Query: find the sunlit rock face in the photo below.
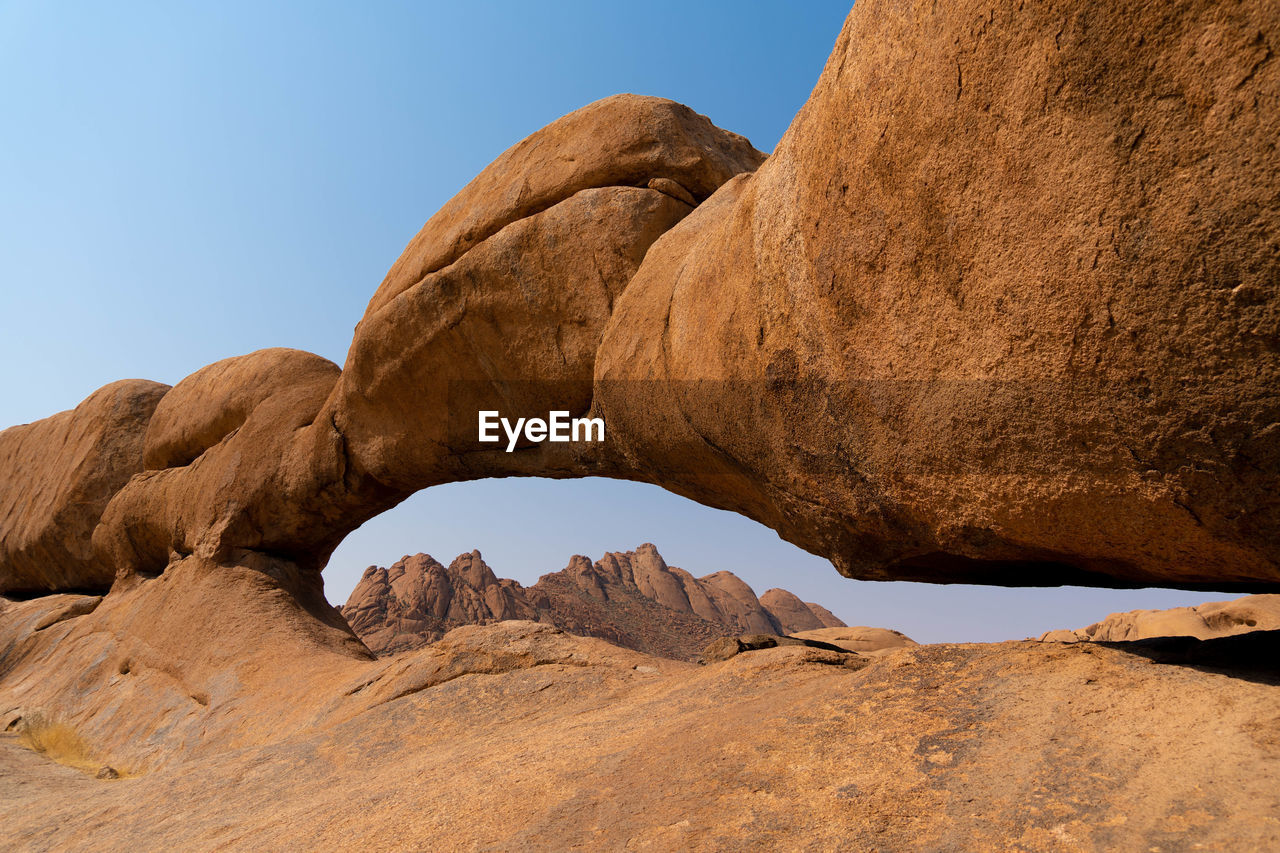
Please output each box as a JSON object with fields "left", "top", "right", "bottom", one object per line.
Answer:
{"left": 595, "top": 0, "right": 1280, "bottom": 590}
{"left": 1040, "top": 594, "right": 1280, "bottom": 643}
{"left": 340, "top": 544, "right": 847, "bottom": 661}
{"left": 0, "top": 379, "right": 169, "bottom": 594}
{"left": 0, "top": 8, "right": 1279, "bottom": 844}
{"left": 4, "top": 2, "right": 1280, "bottom": 604}
{"left": 73, "top": 95, "right": 766, "bottom": 594}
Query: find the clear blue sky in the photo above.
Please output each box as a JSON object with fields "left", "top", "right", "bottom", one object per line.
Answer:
{"left": 1, "top": 1, "right": 1235, "bottom": 642}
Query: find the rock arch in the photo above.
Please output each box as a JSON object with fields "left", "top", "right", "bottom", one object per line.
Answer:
{"left": 4, "top": 0, "right": 1280, "bottom": 607}
{"left": 2, "top": 0, "right": 1279, "bottom": 775}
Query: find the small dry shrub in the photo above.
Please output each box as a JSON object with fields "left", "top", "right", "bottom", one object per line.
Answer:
{"left": 16, "top": 711, "right": 128, "bottom": 777}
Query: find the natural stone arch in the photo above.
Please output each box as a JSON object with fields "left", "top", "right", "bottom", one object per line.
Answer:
{"left": 2, "top": 0, "right": 1279, "bottom": 781}
{"left": 83, "top": 95, "right": 769, "bottom": 593}
{"left": 4, "top": 0, "right": 1280, "bottom": 603}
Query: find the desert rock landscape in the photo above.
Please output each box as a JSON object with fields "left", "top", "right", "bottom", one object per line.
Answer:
{"left": 1039, "top": 593, "right": 1280, "bottom": 643}
{"left": 341, "top": 543, "right": 847, "bottom": 659}
{"left": 2, "top": 613, "right": 1277, "bottom": 850}
{"left": 2, "top": 0, "right": 1279, "bottom": 849}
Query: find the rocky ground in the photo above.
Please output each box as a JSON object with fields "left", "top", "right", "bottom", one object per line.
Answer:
{"left": 1, "top": 618, "right": 1276, "bottom": 851}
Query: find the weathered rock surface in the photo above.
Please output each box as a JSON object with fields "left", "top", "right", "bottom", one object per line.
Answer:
{"left": 0, "top": 380, "right": 169, "bottom": 594}
{"left": 11, "top": 3, "right": 1280, "bottom": 598}
{"left": 596, "top": 0, "right": 1280, "bottom": 590}
{"left": 698, "top": 632, "right": 864, "bottom": 663}
{"left": 340, "top": 543, "right": 848, "bottom": 660}
{"left": 1, "top": 2, "right": 1278, "bottom": 847}
{"left": 791, "top": 625, "right": 919, "bottom": 656}
{"left": 141, "top": 348, "right": 339, "bottom": 471}
{"left": 759, "top": 587, "right": 846, "bottom": 632}
{"left": 72, "top": 96, "right": 765, "bottom": 592}
{"left": 1040, "top": 593, "right": 1280, "bottom": 643}
{"left": 91, "top": 348, "right": 362, "bottom": 580}
{"left": 527, "top": 565, "right": 731, "bottom": 662}
{"left": 362, "top": 94, "right": 766, "bottom": 321}
{"left": 334, "top": 184, "right": 694, "bottom": 491}
{"left": 0, "top": 554, "right": 372, "bottom": 775}
{"left": 2, "top": 606, "right": 1277, "bottom": 851}
{"left": 341, "top": 552, "right": 539, "bottom": 654}
{"left": 561, "top": 544, "right": 846, "bottom": 635}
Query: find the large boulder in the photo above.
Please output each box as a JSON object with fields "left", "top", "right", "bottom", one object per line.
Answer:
{"left": 333, "top": 185, "right": 693, "bottom": 490}
{"left": 141, "top": 347, "right": 339, "bottom": 470}
{"left": 362, "top": 94, "right": 766, "bottom": 321}
{"left": 596, "top": 0, "right": 1280, "bottom": 589}
{"left": 88, "top": 97, "right": 765, "bottom": 583}
{"left": 91, "top": 348, "right": 369, "bottom": 578}
{"left": 698, "top": 570, "right": 784, "bottom": 634}
{"left": 15, "top": 4, "right": 1280, "bottom": 599}
{"left": 791, "top": 626, "right": 918, "bottom": 655}
{"left": 0, "top": 380, "right": 169, "bottom": 594}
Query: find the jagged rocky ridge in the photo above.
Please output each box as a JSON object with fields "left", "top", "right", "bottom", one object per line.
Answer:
{"left": 340, "top": 543, "right": 846, "bottom": 659}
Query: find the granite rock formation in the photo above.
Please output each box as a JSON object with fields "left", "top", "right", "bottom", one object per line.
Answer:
{"left": 790, "top": 625, "right": 919, "bottom": 656}
{"left": 698, "top": 632, "right": 865, "bottom": 663}
{"left": 341, "top": 552, "right": 539, "bottom": 655}
{"left": 0, "top": 380, "right": 169, "bottom": 594}
{"left": 5, "top": 2, "right": 1280, "bottom": 598}
{"left": 559, "top": 544, "right": 845, "bottom": 635}
{"left": 759, "top": 588, "right": 844, "bottom": 633}
{"left": 594, "top": 0, "right": 1280, "bottom": 590}
{"left": 2, "top": 612, "right": 1277, "bottom": 850}
{"left": 1039, "top": 593, "right": 1280, "bottom": 643}
{"left": 1, "top": 2, "right": 1280, "bottom": 844}
{"left": 70, "top": 95, "right": 767, "bottom": 596}
{"left": 340, "top": 543, "right": 848, "bottom": 660}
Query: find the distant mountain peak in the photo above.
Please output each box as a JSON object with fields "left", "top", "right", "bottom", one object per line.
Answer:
{"left": 341, "top": 544, "right": 845, "bottom": 660}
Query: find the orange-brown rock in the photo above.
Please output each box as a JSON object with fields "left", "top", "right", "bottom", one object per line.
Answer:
{"left": 596, "top": 0, "right": 1280, "bottom": 590}
{"left": 341, "top": 543, "right": 848, "bottom": 660}
{"left": 90, "top": 348, "right": 374, "bottom": 579}
{"left": 4, "top": 2, "right": 1280, "bottom": 847}
{"left": 523, "top": 564, "right": 730, "bottom": 662}
{"left": 341, "top": 552, "right": 539, "bottom": 654}
{"left": 5, "top": 0, "right": 1279, "bottom": 613}
{"left": 17, "top": 3, "right": 1280, "bottom": 599}
{"left": 0, "top": 553, "right": 371, "bottom": 775}
{"left": 759, "top": 588, "right": 848, "bottom": 632}
{"left": 1040, "top": 593, "right": 1280, "bottom": 643}
{"left": 536, "top": 544, "right": 849, "bottom": 657}
{"left": 697, "top": 570, "right": 780, "bottom": 633}
{"left": 791, "top": 625, "right": 919, "bottom": 656}
{"left": 74, "top": 96, "right": 764, "bottom": 591}
{"left": 567, "top": 544, "right": 797, "bottom": 634}
{"left": 141, "top": 348, "right": 339, "bottom": 471}
{"left": 2, "top": 599, "right": 1277, "bottom": 850}
{"left": 0, "top": 380, "right": 169, "bottom": 594}
{"left": 698, "top": 632, "right": 865, "bottom": 663}
{"left": 362, "top": 94, "right": 766, "bottom": 321}
{"left": 332, "top": 185, "right": 693, "bottom": 491}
